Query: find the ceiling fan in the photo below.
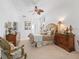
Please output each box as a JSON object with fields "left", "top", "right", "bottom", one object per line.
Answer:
{"left": 29, "top": 0, "right": 44, "bottom": 15}
{"left": 33, "top": 6, "right": 44, "bottom": 15}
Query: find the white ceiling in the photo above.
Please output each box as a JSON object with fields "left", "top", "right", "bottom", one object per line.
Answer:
{"left": 9, "top": 0, "right": 75, "bottom": 21}
{"left": 11, "top": 0, "right": 74, "bottom": 13}
{"left": 0, "top": 0, "right": 78, "bottom": 23}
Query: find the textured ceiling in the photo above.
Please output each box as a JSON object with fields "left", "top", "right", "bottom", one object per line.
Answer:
{"left": 10, "top": 0, "right": 74, "bottom": 15}
{"left": 0, "top": 0, "right": 77, "bottom": 22}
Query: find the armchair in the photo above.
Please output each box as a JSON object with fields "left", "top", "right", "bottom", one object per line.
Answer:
{"left": 28, "top": 33, "right": 37, "bottom": 47}
{"left": 0, "top": 37, "right": 27, "bottom": 59}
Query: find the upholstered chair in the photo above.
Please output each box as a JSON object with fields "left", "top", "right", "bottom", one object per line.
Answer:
{"left": 0, "top": 37, "right": 27, "bottom": 59}
{"left": 28, "top": 33, "right": 37, "bottom": 47}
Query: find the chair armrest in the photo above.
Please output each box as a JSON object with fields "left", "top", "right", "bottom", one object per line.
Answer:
{"left": 11, "top": 45, "right": 24, "bottom": 52}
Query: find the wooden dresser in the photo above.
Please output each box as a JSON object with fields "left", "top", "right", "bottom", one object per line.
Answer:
{"left": 6, "top": 34, "right": 16, "bottom": 46}
{"left": 54, "top": 33, "right": 75, "bottom": 52}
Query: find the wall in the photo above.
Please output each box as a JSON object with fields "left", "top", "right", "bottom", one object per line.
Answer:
{"left": 0, "top": 0, "right": 20, "bottom": 37}
{"left": 73, "top": 0, "right": 79, "bottom": 52}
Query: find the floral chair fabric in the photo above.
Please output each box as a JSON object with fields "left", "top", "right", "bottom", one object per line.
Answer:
{"left": 0, "top": 37, "right": 27, "bottom": 59}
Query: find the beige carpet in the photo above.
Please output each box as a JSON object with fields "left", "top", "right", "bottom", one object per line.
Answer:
{"left": 17, "top": 40, "right": 79, "bottom": 59}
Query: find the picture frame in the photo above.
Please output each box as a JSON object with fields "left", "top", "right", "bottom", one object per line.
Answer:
{"left": 5, "top": 22, "right": 17, "bottom": 35}
{"left": 24, "top": 21, "right": 31, "bottom": 30}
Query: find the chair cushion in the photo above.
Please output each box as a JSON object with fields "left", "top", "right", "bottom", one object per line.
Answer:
{"left": 0, "top": 39, "right": 10, "bottom": 50}
{"left": 28, "top": 33, "right": 34, "bottom": 39}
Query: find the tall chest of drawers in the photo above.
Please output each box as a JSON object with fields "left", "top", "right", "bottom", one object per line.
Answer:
{"left": 6, "top": 34, "right": 16, "bottom": 46}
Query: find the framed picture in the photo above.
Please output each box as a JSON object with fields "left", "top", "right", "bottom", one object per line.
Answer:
{"left": 24, "top": 21, "right": 31, "bottom": 30}
{"left": 5, "top": 22, "right": 17, "bottom": 35}
{"left": 13, "top": 22, "right": 17, "bottom": 30}
{"left": 5, "top": 22, "right": 11, "bottom": 28}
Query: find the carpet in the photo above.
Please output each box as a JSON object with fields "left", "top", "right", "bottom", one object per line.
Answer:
{"left": 19, "top": 39, "right": 79, "bottom": 59}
